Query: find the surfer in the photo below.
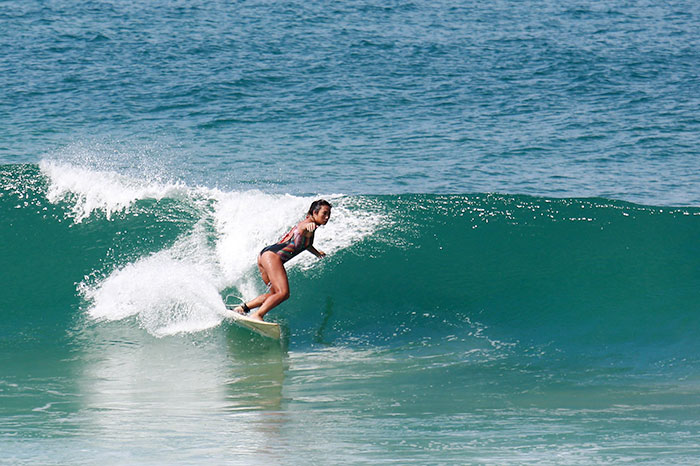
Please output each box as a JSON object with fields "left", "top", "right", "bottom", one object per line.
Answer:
{"left": 233, "top": 199, "right": 332, "bottom": 321}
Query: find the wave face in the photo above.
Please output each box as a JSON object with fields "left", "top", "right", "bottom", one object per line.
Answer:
{"left": 3, "top": 161, "right": 700, "bottom": 464}
{"left": 4, "top": 0, "right": 700, "bottom": 461}
{"left": 3, "top": 163, "right": 699, "bottom": 368}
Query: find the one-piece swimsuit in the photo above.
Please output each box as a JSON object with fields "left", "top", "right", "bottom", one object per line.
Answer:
{"left": 260, "top": 224, "right": 313, "bottom": 264}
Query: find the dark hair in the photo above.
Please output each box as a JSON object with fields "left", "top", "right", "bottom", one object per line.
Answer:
{"left": 307, "top": 199, "right": 332, "bottom": 216}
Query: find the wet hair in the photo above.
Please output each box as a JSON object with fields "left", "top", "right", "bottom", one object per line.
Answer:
{"left": 307, "top": 199, "right": 332, "bottom": 216}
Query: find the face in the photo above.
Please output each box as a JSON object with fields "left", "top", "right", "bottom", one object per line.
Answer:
{"left": 313, "top": 206, "right": 331, "bottom": 225}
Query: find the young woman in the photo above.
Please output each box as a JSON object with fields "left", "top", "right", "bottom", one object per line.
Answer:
{"left": 233, "top": 199, "right": 332, "bottom": 321}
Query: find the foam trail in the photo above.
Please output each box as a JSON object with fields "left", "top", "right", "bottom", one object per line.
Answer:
{"left": 50, "top": 158, "right": 388, "bottom": 336}
{"left": 81, "top": 221, "right": 226, "bottom": 336}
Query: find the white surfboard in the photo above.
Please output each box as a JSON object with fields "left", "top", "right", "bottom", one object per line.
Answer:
{"left": 223, "top": 309, "right": 281, "bottom": 340}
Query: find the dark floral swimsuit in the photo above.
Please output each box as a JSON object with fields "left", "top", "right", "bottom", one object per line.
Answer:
{"left": 260, "top": 224, "right": 313, "bottom": 264}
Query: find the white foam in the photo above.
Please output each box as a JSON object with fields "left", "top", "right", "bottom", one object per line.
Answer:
{"left": 54, "top": 160, "right": 387, "bottom": 336}
{"left": 40, "top": 160, "right": 187, "bottom": 222}
{"left": 212, "top": 192, "right": 387, "bottom": 279}
{"left": 212, "top": 190, "right": 309, "bottom": 283}
{"left": 81, "top": 222, "right": 226, "bottom": 336}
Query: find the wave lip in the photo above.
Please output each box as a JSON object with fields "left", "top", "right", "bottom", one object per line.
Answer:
{"left": 39, "top": 160, "right": 189, "bottom": 222}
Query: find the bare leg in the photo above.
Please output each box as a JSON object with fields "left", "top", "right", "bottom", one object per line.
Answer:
{"left": 250, "top": 252, "right": 289, "bottom": 321}
{"left": 232, "top": 259, "right": 271, "bottom": 314}
{"left": 234, "top": 252, "right": 289, "bottom": 321}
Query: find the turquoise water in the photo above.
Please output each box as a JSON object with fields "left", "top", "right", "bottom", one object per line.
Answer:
{"left": 2, "top": 1, "right": 700, "bottom": 464}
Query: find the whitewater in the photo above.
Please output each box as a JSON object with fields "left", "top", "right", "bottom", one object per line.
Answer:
{"left": 3, "top": 161, "right": 700, "bottom": 464}
{"left": 3, "top": 0, "right": 700, "bottom": 464}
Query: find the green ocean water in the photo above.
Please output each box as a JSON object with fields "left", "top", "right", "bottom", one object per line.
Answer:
{"left": 2, "top": 164, "right": 700, "bottom": 464}
{"left": 3, "top": 0, "right": 700, "bottom": 463}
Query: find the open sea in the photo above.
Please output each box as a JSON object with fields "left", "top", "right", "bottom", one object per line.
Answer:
{"left": 2, "top": 1, "right": 700, "bottom": 464}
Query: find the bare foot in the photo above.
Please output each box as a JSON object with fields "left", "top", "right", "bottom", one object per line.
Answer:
{"left": 232, "top": 306, "right": 246, "bottom": 315}
{"left": 248, "top": 312, "right": 264, "bottom": 322}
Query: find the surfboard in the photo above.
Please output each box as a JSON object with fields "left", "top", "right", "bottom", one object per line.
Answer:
{"left": 223, "top": 309, "right": 281, "bottom": 340}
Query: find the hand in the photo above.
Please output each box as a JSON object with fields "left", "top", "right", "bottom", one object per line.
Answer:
{"left": 317, "top": 250, "right": 326, "bottom": 258}
{"left": 305, "top": 222, "right": 317, "bottom": 233}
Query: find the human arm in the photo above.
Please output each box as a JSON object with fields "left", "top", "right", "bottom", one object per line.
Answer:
{"left": 300, "top": 219, "right": 325, "bottom": 257}
{"left": 307, "top": 245, "right": 325, "bottom": 258}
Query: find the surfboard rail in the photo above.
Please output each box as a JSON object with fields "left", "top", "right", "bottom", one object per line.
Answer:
{"left": 223, "top": 309, "right": 281, "bottom": 340}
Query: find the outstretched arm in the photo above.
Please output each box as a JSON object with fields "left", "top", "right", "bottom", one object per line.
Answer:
{"left": 307, "top": 245, "right": 325, "bottom": 258}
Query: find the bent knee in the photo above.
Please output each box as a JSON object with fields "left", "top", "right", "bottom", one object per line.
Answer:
{"left": 275, "top": 289, "right": 290, "bottom": 301}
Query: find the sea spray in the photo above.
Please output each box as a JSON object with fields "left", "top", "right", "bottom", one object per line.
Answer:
{"left": 78, "top": 219, "right": 226, "bottom": 336}
{"left": 33, "top": 161, "right": 387, "bottom": 335}
{"left": 5, "top": 162, "right": 699, "bottom": 356}
{"left": 40, "top": 160, "right": 189, "bottom": 222}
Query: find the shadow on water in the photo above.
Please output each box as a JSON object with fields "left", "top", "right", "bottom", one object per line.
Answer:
{"left": 313, "top": 297, "right": 334, "bottom": 346}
